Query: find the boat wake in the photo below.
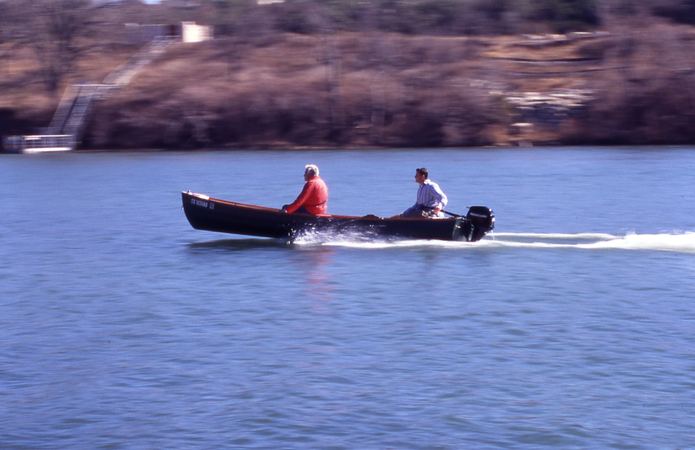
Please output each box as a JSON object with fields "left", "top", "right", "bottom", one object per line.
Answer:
{"left": 295, "top": 231, "right": 695, "bottom": 254}
{"left": 482, "top": 231, "right": 695, "bottom": 253}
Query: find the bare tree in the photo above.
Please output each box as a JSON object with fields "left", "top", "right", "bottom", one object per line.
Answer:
{"left": 0, "top": 0, "right": 28, "bottom": 79}
{"left": 0, "top": 2, "right": 11, "bottom": 78}
{"left": 362, "top": 0, "right": 390, "bottom": 145}
{"left": 9, "top": 0, "right": 90, "bottom": 94}
{"left": 307, "top": 1, "right": 343, "bottom": 142}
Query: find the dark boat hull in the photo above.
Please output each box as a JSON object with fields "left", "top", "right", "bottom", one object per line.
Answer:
{"left": 182, "top": 191, "right": 494, "bottom": 242}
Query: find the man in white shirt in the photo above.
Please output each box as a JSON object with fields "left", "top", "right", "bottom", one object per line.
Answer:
{"left": 401, "top": 167, "right": 448, "bottom": 218}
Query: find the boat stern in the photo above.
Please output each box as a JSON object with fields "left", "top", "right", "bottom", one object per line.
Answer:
{"left": 454, "top": 206, "right": 495, "bottom": 241}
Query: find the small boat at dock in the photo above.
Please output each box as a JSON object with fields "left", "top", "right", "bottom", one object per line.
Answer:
{"left": 182, "top": 191, "right": 494, "bottom": 242}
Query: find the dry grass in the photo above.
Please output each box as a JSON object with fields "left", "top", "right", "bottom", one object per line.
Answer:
{"left": 85, "top": 33, "right": 507, "bottom": 148}
{"left": 3, "top": 24, "right": 695, "bottom": 149}
{"left": 0, "top": 40, "right": 137, "bottom": 136}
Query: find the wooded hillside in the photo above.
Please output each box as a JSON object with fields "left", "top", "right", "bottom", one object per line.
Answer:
{"left": 2, "top": 0, "right": 695, "bottom": 149}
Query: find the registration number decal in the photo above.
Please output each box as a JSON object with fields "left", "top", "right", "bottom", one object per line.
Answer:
{"left": 191, "top": 198, "right": 215, "bottom": 209}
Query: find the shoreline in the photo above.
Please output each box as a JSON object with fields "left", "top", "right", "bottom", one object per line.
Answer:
{"left": 6, "top": 143, "right": 695, "bottom": 155}
{"left": 5, "top": 26, "right": 695, "bottom": 151}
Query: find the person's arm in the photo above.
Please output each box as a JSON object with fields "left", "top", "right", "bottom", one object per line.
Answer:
{"left": 423, "top": 183, "right": 447, "bottom": 215}
{"left": 434, "top": 183, "right": 448, "bottom": 209}
{"left": 422, "top": 184, "right": 445, "bottom": 209}
{"left": 285, "top": 182, "right": 313, "bottom": 214}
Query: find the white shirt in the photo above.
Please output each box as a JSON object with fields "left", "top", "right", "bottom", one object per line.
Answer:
{"left": 416, "top": 179, "right": 448, "bottom": 210}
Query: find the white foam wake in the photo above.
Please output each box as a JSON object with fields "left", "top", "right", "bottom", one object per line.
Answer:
{"left": 576, "top": 232, "right": 695, "bottom": 253}
{"left": 492, "top": 232, "right": 618, "bottom": 240}
{"left": 484, "top": 231, "right": 695, "bottom": 253}
{"left": 296, "top": 231, "right": 695, "bottom": 254}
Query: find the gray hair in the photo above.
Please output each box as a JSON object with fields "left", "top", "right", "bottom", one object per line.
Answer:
{"left": 304, "top": 164, "right": 319, "bottom": 176}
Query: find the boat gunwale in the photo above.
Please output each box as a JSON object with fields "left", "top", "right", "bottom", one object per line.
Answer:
{"left": 184, "top": 191, "right": 459, "bottom": 223}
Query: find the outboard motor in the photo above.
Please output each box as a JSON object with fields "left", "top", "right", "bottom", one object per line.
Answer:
{"left": 463, "top": 206, "right": 495, "bottom": 242}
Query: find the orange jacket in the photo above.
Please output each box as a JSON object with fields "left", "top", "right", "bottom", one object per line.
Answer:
{"left": 286, "top": 176, "right": 328, "bottom": 215}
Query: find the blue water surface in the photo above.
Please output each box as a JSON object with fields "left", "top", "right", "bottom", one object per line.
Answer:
{"left": 1, "top": 147, "right": 695, "bottom": 449}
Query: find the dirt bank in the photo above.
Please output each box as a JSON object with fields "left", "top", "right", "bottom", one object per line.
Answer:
{"left": 3, "top": 24, "right": 695, "bottom": 150}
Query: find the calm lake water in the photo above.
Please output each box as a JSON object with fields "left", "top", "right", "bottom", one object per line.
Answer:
{"left": 2, "top": 147, "right": 695, "bottom": 449}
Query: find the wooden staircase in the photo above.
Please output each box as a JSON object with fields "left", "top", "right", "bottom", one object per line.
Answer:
{"left": 4, "top": 37, "right": 174, "bottom": 154}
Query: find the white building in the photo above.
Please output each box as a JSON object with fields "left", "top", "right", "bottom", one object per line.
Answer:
{"left": 181, "top": 21, "right": 213, "bottom": 44}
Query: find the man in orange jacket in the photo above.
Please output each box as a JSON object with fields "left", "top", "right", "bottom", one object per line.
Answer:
{"left": 281, "top": 164, "right": 329, "bottom": 215}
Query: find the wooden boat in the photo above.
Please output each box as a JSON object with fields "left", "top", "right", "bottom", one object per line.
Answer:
{"left": 182, "top": 191, "right": 495, "bottom": 242}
